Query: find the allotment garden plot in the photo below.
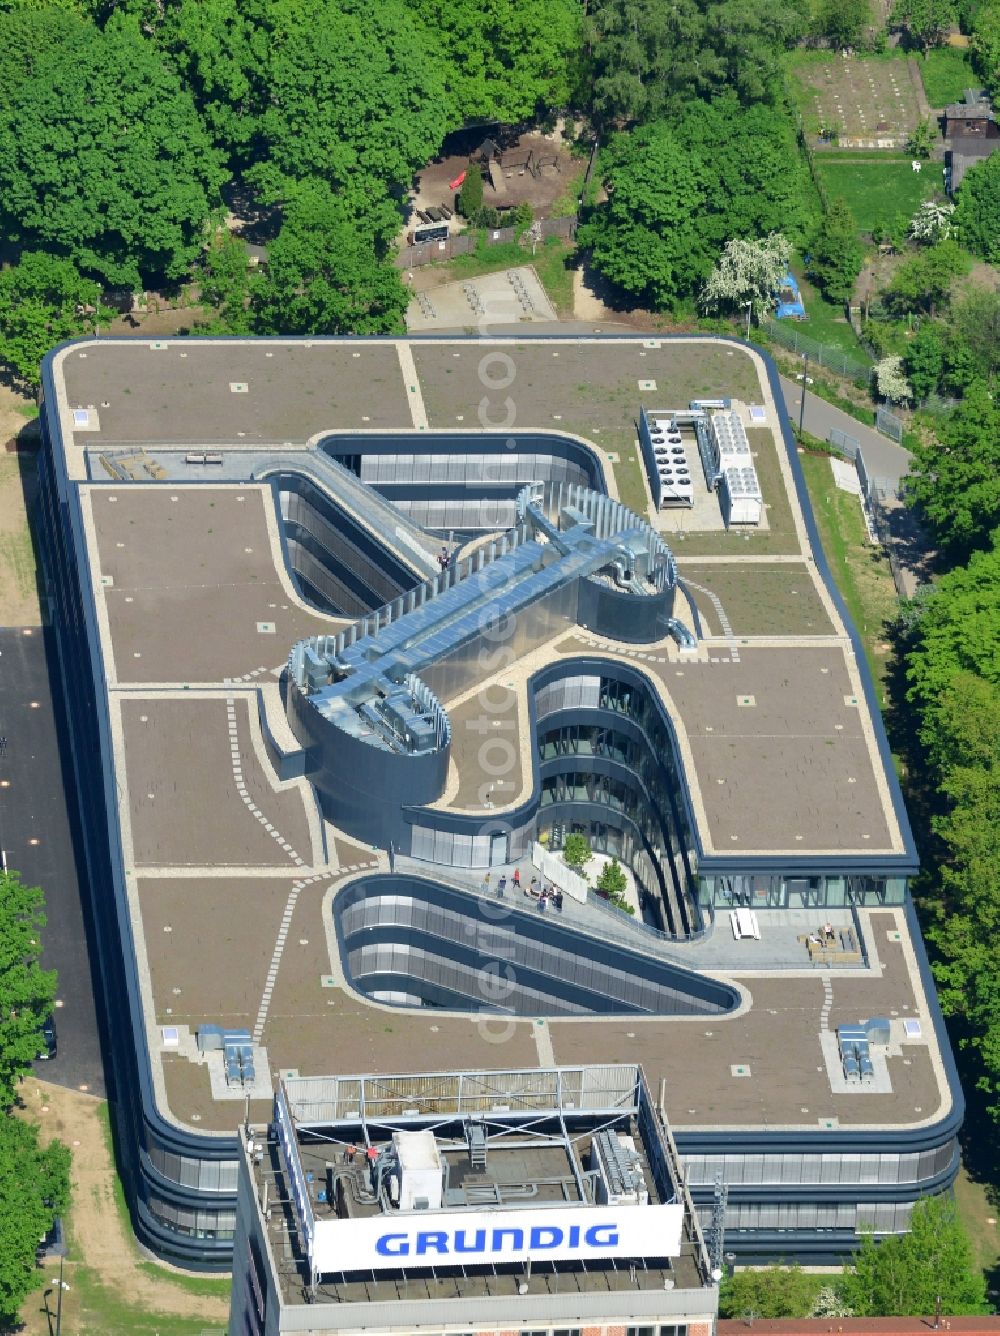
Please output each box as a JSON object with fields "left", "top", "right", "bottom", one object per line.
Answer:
{"left": 790, "top": 53, "right": 926, "bottom": 147}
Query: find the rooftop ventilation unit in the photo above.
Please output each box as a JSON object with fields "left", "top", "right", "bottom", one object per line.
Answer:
{"left": 590, "top": 1129, "right": 648, "bottom": 1206}
{"left": 392, "top": 1130, "right": 443, "bottom": 1211}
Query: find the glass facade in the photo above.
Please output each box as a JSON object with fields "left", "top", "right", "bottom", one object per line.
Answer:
{"left": 699, "top": 872, "right": 907, "bottom": 910}
{"left": 338, "top": 881, "right": 736, "bottom": 1017}
{"left": 359, "top": 450, "right": 591, "bottom": 490}
{"left": 148, "top": 1145, "right": 239, "bottom": 1193}
{"left": 683, "top": 1144, "right": 955, "bottom": 1187}
{"left": 717, "top": 1200, "right": 915, "bottom": 1235}
{"left": 146, "top": 1193, "right": 236, "bottom": 1240}
{"left": 535, "top": 676, "right": 700, "bottom": 936}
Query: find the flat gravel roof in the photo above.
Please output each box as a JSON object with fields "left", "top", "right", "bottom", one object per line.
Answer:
{"left": 46, "top": 336, "right": 938, "bottom": 1142}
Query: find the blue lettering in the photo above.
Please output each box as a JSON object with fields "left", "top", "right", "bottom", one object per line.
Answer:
{"left": 376, "top": 1233, "right": 409, "bottom": 1256}
{"left": 585, "top": 1225, "right": 619, "bottom": 1247}
{"left": 454, "top": 1229, "right": 487, "bottom": 1254}
{"left": 415, "top": 1231, "right": 449, "bottom": 1256}
{"left": 567, "top": 1224, "right": 581, "bottom": 1247}
{"left": 491, "top": 1228, "right": 525, "bottom": 1253}
{"left": 529, "top": 1226, "right": 563, "bottom": 1250}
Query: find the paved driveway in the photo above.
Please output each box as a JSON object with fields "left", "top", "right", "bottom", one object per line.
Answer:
{"left": 0, "top": 627, "right": 106, "bottom": 1095}
{"left": 778, "top": 374, "right": 911, "bottom": 486}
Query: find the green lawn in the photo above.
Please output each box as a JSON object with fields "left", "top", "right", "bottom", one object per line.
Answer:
{"left": 787, "top": 261, "right": 872, "bottom": 360}
{"left": 953, "top": 1164, "right": 1000, "bottom": 1293}
{"left": 812, "top": 156, "right": 936, "bottom": 233}
{"left": 919, "top": 47, "right": 976, "bottom": 108}
{"left": 798, "top": 446, "right": 898, "bottom": 693}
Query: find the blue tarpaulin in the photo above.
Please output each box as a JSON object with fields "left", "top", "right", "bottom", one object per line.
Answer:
{"left": 774, "top": 271, "right": 806, "bottom": 320}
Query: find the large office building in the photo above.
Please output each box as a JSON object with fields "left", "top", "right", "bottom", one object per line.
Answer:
{"left": 229, "top": 1064, "right": 720, "bottom": 1335}
{"left": 36, "top": 334, "right": 961, "bottom": 1278}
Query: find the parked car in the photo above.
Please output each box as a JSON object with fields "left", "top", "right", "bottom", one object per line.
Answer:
{"left": 37, "top": 1015, "right": 57, "bottom": 1061}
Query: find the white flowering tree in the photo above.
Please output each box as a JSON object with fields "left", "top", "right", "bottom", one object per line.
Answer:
{"left": 908, "top": 198, "right": 955, "bottom": 243}
{"left": 875, "top": 355, "right": 913, "bottom": 404}
{"left": 701, "top": 233, "right": 792, "bottom": 321}
{"left": 810, "top": 1285, "right": 854, "bottom": 1318}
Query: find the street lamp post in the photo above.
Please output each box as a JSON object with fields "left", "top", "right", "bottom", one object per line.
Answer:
{"left": 743, "top": 302, "right": 752, "bottom": 340}
{"left": 50, "top": 1253, "right": 69, "bottom": 1336}
{"left": 798, "top": 353, "right": 810, "bottom": 437}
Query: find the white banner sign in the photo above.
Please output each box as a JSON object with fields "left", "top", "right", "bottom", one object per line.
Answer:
{"left": 310, "top": 1202, "right": 683, "bottom": 1276}
{"left": 275, "top": 1088, "right": 315, "bottom": 1259}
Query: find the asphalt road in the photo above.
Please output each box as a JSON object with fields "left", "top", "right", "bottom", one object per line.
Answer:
{"left": 0, "top": 627, "right": 106, "bottom": 1096}
{"left": 778, "top": 374, "right": 912, "bottom": 486}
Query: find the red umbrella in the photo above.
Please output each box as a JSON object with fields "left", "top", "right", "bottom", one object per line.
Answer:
{"left": 449, "top": 169, "right": 467, "bottom": 191}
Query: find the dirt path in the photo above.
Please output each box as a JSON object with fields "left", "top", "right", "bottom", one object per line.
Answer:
{"left": 21, "top": 1079, "right": 231, "bottom": 1330}
{"left": 572, "top": 266, "right": 613, "bottom": 322}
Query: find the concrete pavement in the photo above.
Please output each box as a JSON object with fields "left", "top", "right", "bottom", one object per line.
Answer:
{"left": 778, "top": 374, "right": 911, "bottom": 486}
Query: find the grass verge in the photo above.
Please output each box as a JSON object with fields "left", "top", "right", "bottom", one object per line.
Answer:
{"left": 531, "top": 237, "right": 577, "bottom": 316}
{"left": 69, "top": 1267, "right": 227, "bottom": 1336}
{"left": 798, "top": 445, "right": 898, "bottom": 696}
{"left": 96, "top": 1105, "right": 232, "bottom": 1300}
{"left": 787, "top": 261, "right": 872, "bottom": 361}
{"left": 427, "top": 236, "right": 577, "bottom": 317}
{"left": 953, "top": 1164, "right": 1000, "bottom": 1292}
{"left": 611, "top": 451, "right": 648, "bottom": 514}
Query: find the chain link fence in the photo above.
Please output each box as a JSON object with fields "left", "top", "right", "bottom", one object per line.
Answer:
{"left": 828, "top": 426, "right": 861, "bottom": 458}
{"left": 761, "top": 319, "right": 874, "bottom": 386}
{"left": 875, "top": 405, "right": 904, "bottom": 442}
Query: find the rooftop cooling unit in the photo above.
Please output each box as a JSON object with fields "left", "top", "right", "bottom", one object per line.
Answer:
{"left": 392, "top": 1130, "right": 443, "bottom": 1211}
{"left": 590, "top": 1129, "right": 648, "bottom": 1206}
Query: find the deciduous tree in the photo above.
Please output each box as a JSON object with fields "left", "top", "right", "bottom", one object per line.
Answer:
{"left": 908, "top": 198, "right": 954, "bottom": 242}
{"left": 971, "top": 0, "right": 1000, "bottom": 101}
{"left": 578, "top": 122, "right": 710, "bottom": 309}
{"left": 249, "top": 0, "right": 451, "bottom": 208}
{"left": 954, "top": 152, "right": 1000, "bottom": 263}
{"left": 595, "top": 858, "right": 628, "bottom": 895}
{"left": 841, "top": 1195, "right": 989, "bottom": 1315}
{"left": 414, "top": 0, "right": 582, "bottom": 124}
{"left": 0, "top": 871, "right": 57, "bottom": 1109}
{"left": 720, "top": 1264, "right": 822, "bottom": 1319}
{"left": 158, "top": 0, "right": 266, "bottom": 168}
{"left": 458, "top": 167, "right": 484, "bottom": 220}
{"left": 672, "top": 96, "right": 814, "bottom": 247}
{"left": 198, "top": 230, "right": 254, "bottom": 335}
{"left": 886, "top": 237, "right": 969, "bottom": 315}
{"left": 906, "top": 380, "right": 1000, "bottom": 558}
{"left": 584, "top": 0, "right": 708, "bottom": 127}
{"left": 702, "top": 0, "right": 810, "bottom": 105}
{"left": 701, "top": 233, "right": 791, "bottom": 319}
{"left": 903, "top": 323, "right": 944, "bottom": 400}
{"left": 0, "top": 11, "right": 226, "bottom": 288}
{"left": 899, "top": 544, "right": 1000, "bottom": 1120}
{"left": 584, "top": 0, "right": 808, "bottom": 126}
{"left": 813, "top": 0, "right": 873, "bottom": 48}
{"left": 947, "top": 287, "right": 1000, "bottom": 383}
{"left": 891, "top": 0, "right": 958, "bottom": 51}
{"left": 0, "top": 253, "right": 110, "bottom": 388}
{"left": 562, "top": 833, "right": 592, "bottom": 871}
{"left": 0, "top": 1118, "right": 70, "bottom": 1328}
{"left": 875, "top": 355, "right": 913, "bottom": 403}
{"left": 252, "top": 183, "right": 408, "bottom": 337}
{"left": 807, "top": 199, "right": 864, "bottom": 304}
